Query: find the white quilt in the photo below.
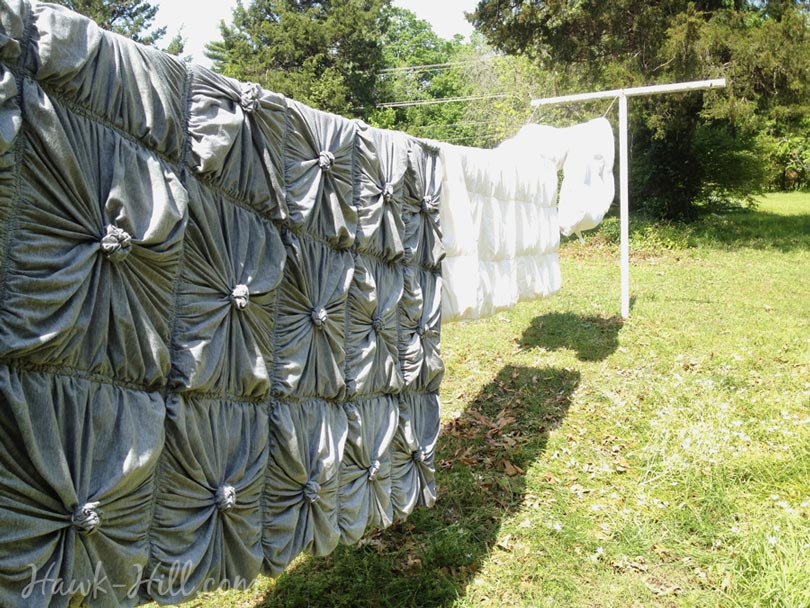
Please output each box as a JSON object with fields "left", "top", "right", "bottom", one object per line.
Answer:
{"left": 440, "top": 118, "right": 615, "bottom": 322}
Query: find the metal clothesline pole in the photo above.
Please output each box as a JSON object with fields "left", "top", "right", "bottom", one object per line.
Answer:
{"left": 618, "top": 93, "right": 630, "bottom": 319}
{"left": 530, "top": 78, "right": 726, "bottom": 319}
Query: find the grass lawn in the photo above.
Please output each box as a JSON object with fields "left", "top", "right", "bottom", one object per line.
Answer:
{"left": 188, "top": 192, "right": 810, "bottom": 608}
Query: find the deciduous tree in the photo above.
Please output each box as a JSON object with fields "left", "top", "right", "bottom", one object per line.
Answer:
{"left": 368, "top": 7, "right": 469, "bottom": 140}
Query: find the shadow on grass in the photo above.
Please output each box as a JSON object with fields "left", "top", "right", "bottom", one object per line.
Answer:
{"left": 260, "top": 366, "right": 579, "bottom": 607}
{"left": 519, "top": 313, "right": 624, "bottom": 362}
{"left": 690, "top": 210, "right": 810, "bottom": 252}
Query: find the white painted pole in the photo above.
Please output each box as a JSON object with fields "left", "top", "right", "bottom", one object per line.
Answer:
{"left": 618, "top": 93, "right": 630, "bottom": 319}
{"left": 530, "top": 78, "right": 726, "bottom": 106}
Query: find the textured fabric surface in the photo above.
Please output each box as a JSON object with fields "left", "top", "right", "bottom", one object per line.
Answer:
{"left": 439, "top": 119, "right": 615, "bottom": 322}
{"left": 0, "top": 2, "right": 442, "bottom": 605}
{"left": 439, "top": 134, "right": 562, "bottom": 322}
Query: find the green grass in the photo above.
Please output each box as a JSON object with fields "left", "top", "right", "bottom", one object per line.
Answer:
{"left": 187, "top": 192, "right": 810, "bottom": 608}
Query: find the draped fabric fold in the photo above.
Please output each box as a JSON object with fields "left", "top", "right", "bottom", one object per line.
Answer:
{"left": 169, "top": 179, "right": 286, "bottom": 399}
{"left": 338, "top": 396, "right": 399, "bottom": 544}
{"left": 0, "top": 58, "right": 19, "bottom": 253}
{"left": 272, "top": 234, "right": 354, "bottom": 401}
{"left": 0, "top": 81, "right": 187, "bottom": 389}
{"left": 556, "top": 118, "right": 616, "bottom": 237}
{"left": 262, "top": 399, "right": 348, "bottom": 576}
{"left": 186, "top": 67, "right": 288, "bottom": 222}
{"left": 284, "top": 100, "right": 357, "bottom": 249}
{"left": 391, "top": 392, "right": 441, "bottom": 518}
{"left": 355, "top": 125, "right": 408, "bottom": 262}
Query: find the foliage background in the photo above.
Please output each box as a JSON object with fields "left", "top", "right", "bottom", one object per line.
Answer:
{"left": 469, "top": 0, "right": 810, "bottom": 217}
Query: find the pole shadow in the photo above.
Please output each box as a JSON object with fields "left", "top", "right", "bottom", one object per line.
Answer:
{"left": 259, "top": 365, "right": 579, "bottom": 607}
{"left": 519, "top": 313, "right": 624, "bottom": 362}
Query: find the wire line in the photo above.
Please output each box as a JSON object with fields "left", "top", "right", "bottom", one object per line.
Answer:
{"left": 378, "top": 57, "right": 497, "bottom": 74}
{"left": 376, "top": 93, "right": 514, "bottom": 108}
{"left": 408, "top": 119, "right": 525, "bottom": 131}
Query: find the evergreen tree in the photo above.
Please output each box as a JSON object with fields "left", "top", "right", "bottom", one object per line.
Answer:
{"left": 162, "top": 29, "right": 188, "bottom": 60}
{"left": 51, "top": 0, "right": 167, "bottom": 46}
{"left": 207, "top": 0, "right": 391, "bottom": 117}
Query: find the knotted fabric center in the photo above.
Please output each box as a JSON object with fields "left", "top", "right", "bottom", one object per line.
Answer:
{"left": 416, "top": 324, "right": 427, "bottom": 338}
{"left": 240, "top": 82, "right": 261, "bottom": 113}
{"left": 216, "top": 485, "right": 237, "bottom": 513}
{"left": 382, "top": 182, "right": 394, "bottom": 204}
{"left": 101, "top": 224, "right": 132, "bottom": 262}
{"left": 231, "top": 284, "right": 250, "bottom": 310}
{"left": 303, "top": 480, "right": 321, "bottom": 504}
{"left": 412, "top": 448, "right": 427, "bottom": 463}
{"left": 367, "top": 459, "right": 382, "bottom": 482}
{"left": 311, "top": 307, "right": 328, "bottom": 329}
{"left": 72, "top": 502, "right": 101, "bottom": 535}
{"left": 420, "top": 196, "right": 433, "bottom": 214}
{"left": 318, "top": 150, "right": 335, "bottom": 172}
{"left": 371, "top": 315, "right": 384, "bottom": 332}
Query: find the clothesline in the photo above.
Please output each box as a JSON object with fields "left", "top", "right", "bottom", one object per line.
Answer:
{"left": 376, "top": 93, "right": 515, "bottom": 108}
{"left": 407, "top": 119, "right": 525, "bottom": 131}
{"left": 379, "top": 57, "right": 497, "bottom": 74}
{"left": 374, "top": 77, "right": 727, "bottom": 320}
{"left": 530, "top": 78, "right": 727, "bottom": 318}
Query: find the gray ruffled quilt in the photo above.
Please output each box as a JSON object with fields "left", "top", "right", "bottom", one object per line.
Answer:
{"left": 0, "top": 2, "right": 443, "bottom": 605}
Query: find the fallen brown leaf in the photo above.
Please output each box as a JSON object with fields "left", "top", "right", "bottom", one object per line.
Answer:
{"left": 542, "top": 471, "right": 560, "bottom": 484}
{"left": 503, "top": 460, "right": 525, "bottom": 477}
{"left": 612, "top": 555, "right": 649, "bottom": 573}
{"left": 644, "top": 576, "right": 682, "bottom": 597}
